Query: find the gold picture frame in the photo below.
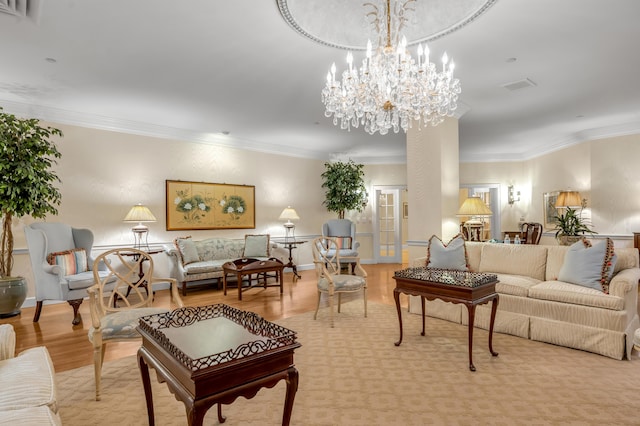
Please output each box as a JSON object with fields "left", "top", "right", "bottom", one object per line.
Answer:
{"left": 166, "top": 180, "right": 255, "bottom": 230}
{"left": 543, "top": 191, "right": 560, "bottom": 230}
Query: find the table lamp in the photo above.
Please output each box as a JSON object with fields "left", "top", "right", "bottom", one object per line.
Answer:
{"left": 456, "top": 197, "right": 492, "bottom": 241}
{"left": 279, "top": 206, "right": 300, "bottom": 240}
{"left": 123, "top": 203, "right": 157, "bottom": 250}
{"left": 555, "top": 191, "right": 583, "bottom": 209}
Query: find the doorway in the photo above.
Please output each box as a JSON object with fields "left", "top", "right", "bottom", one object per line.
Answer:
{"left": 459, "top": 184, "right": 501, "bottom": 240}
{"left": 372, "top": 186, "right": 407, "bottom": 263}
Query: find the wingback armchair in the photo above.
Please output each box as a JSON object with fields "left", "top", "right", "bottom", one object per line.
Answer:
{"left": 321, "top": 219, "right": 360, "bottom": 274}
{"left": 24, "top": 222, "right": 110, "bottom": 325}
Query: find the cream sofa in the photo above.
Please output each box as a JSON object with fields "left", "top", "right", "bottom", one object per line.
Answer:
{"left": 412, "top": 242, "right": 640, "bottom": 360}
{"left": 165, "top": 236, "right": 277, "bottom": 295}
{"left": 0, "top": 325, "right": 60, "bottom": 425}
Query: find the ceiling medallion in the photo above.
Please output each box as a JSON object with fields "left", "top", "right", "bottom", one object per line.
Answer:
{"left": 277, "top": 0, "right": 496, "bottom": 135}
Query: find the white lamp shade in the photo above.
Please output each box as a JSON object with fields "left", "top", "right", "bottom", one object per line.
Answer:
{"left": 123, "top": 204, "right": 157, "bottom": 223}
{"left": 279, "top": 206, "right": 300, "bottom": 222}
{"left": 456, "top": 197, "right": 492, "bottom": 217}
{"left": 555, "top": 191, "right": 582, "bottom": 208}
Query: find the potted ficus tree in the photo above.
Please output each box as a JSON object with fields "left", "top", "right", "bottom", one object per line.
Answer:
{"left": 0, "top": 108, "right": 63, "bottom": 317}
{"left": 554, "top": 206, "right": 596, "bottom": 245}
{"left": 321, "top": 160, "right": 368, "bottom": 218}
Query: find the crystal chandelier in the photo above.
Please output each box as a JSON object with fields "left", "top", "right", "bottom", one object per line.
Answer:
{"left": 321, "top": 0, "right": 461, "bottom": 135}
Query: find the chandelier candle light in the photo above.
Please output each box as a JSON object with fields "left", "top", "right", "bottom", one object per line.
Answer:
{"left": 321, "top": 0, "right": 461, "bottom": 135}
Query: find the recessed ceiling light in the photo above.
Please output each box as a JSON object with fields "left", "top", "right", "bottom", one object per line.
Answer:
{"left": 45, "top": 57, "right": 57, "bottom": 63}
{"left": 506, "top": 57, "right": 517, "bottom": 63}
{"left": 221, "top": 131, "right": 230, "bottom": 135}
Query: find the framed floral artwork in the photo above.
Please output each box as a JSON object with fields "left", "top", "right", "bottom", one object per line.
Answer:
{"left": 543, "top": 191, "right": 560, "bottom": 230}
{"left": 166, "top": 180, "right": 255, "bottom": 230}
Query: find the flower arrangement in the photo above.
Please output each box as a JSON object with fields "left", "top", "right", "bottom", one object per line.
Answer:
{"left": 174, "top": 190, "right": 212, "bottom": 223}
{"left": 219, "top": 194, "right": 246, "bottom": 220}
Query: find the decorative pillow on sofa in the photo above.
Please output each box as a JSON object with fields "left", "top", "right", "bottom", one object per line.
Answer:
{"left": 558, "top": 238, "right": 617, "bottom": 293}
{"left": 243, "top": 234, "right": 270, "bottom": 258}
{"left": 46, "top": 248, "right": 88, "bottom": 276}
{"left": 426, "top": 234, "right": 469, "bottom": 271}
{"left": 174, "top": 236, "right": 199, "bottom": 265}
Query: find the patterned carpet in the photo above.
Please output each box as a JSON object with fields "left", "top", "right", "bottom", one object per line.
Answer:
{"left": 56, "top": 301, "right": 640, "bottom": 425}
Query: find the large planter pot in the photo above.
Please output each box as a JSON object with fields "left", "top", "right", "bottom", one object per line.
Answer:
{"left": 0, "top": 276, "right": 27, "bottom": 318}
{"left": 557, "top": 235, "right": 583, "bottom": 246}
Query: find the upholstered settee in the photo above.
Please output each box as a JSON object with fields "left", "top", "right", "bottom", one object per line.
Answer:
{"left": 412, "top": 241, "right": 640, "bottom": 360}
{"left": 164, "top": 235, "right": 276, "bottom": 295}
{"left": 0, "top": 325, "right": 61, "bottom": 425}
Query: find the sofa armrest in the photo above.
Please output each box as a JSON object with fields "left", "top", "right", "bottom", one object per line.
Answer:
{"left": 0, "top": 324, "right": 16, "bottom": 361}
{"left": 608, "top": 267, "right": 640, "bottom": 298}
{"left": 163, "top": 244, "right": 188, "bottom": 281}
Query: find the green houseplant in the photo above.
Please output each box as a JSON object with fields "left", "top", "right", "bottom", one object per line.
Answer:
{"left": 321, "top": 160, "right": 368, "bottom": 219}
{"left": 553, "top": 206, "right": 596, "bottom": 245}
{"left": 0, "top": 108, "right": 63, "bottom": 316}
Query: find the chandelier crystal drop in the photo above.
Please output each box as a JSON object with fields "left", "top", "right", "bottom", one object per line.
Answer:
{"left": 321, "top": 0, "right": 461, "bottom": 135}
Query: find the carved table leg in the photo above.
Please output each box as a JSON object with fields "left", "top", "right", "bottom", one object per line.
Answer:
{"left": 137, "top": 350, "right": 155, "bottom": 426}
{"left": 420, "top": 296, "right": 426, "bottom": 336}
{"left": 467, "top": 304, "right": 476, "bottom": 372}
{"left": 217, "top": 404, "right": 225, "bottom": 423}
{"left": 394, "top": 288, "right": 403, "bottom": 346}
{"left": 489, "top": 295, "right": 500, "bottom": 357}
{"left": 282, "top": 366, "right": 299, "bottom": 426}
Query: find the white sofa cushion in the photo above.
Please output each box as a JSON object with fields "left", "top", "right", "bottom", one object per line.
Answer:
{"left": 479, "top": 244, "right": 548, "bottom": 281}
{"left": 174, "top": 236, "right": 200, "bottom": 265}
{"left": 0, "top": 347, "right": 57, "bottom": 413}
{"left": 0, "top": 405, "right": 61, "bottom": 426}
{"left": 528, "top": 280, "right": 624, "bottom": 311}
{"left": 494, "top": 273, "right": 541, "bottom": 297}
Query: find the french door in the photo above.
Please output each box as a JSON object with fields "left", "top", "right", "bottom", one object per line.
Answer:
{"left": 373, "top": 186, "right": 405, "bottom": 263}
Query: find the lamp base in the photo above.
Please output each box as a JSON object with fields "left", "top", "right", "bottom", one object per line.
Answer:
{"left": 283, "top": 223, "right": 295, "bottom": 241}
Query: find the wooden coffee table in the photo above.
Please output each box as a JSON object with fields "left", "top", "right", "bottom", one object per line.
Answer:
{"left": 222, "top": 257, "right": 284, "bottom": 300}
{"left": 137, "top": 304, "right": 301, "bottom": 426}
{"left": 393, "top": 267, "right": 499, "bottom": 371}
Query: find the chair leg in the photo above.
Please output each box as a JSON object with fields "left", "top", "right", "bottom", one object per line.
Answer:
{"left": 329, "top": 293, "right": 335, "bottom": 328}
{"left": 68, "top": 299, "right": 83, "bottom": 325}
{"left": 314, "top": 291, "right": 321, "bottom": 320}
{"left": 32, "top": 301, "right": 43, "bottom": 322}
{"left": 93, "top": 344, "right": 104, "bottom": 401}
{"left": 363, "top": 287, "right": 367, "bottom": 318}
{"left": 337, "top": 293, "right": 342, "bottom": 313}
{"left": 182, "top": 282, "right": 187, "bottom": 297}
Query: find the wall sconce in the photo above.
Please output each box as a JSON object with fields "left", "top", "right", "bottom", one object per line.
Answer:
{"left": 508, "top": 185, "right": 520, "bottom": 204}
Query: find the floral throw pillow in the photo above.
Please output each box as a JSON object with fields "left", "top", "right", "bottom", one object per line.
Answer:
{"left": 426, "top": 234, "right": 469, "bottom": 271}
{"left": 47, "top": 248, "right": 88, "bottom": 276}
{"left": 558, "top": 238, "right": 617, "bottom": 293}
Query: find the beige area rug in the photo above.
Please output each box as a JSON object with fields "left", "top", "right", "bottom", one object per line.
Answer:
{"left": 57, "top": 302, "right": 640, "bottom": 425}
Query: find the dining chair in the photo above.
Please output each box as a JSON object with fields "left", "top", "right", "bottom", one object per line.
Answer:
{"left": 311, "top": 237, "right": 367, "bottom": 327}
{"left": 87, "top": 248, "right": 183, "bottom": 401}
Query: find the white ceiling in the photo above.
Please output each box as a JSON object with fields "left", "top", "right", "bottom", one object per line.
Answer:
{"left": 1, "top": 0, "right": 639, "bottom": 164}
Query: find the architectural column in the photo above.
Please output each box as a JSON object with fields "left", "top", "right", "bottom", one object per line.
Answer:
{"left": 406, "top": 117, "right": 460, "bottom": 264}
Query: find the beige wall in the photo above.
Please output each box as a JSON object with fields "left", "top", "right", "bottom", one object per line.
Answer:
{"left": 460, "top": 134, "right": 640, "bottom": 247}
{"left": 11, "top": 121, "right": 640, "bottom": 303}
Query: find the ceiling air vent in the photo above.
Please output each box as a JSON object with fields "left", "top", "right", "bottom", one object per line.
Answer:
{"left": 0, "top": 0, "right": 27, "bottom": 17}
{"left": 501, "top": 78, "right": 537, "bottom": 91}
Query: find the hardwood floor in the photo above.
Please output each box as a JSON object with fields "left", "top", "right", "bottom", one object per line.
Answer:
{"left": 0, "top": 263, "right": 406, "bottom": 373}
